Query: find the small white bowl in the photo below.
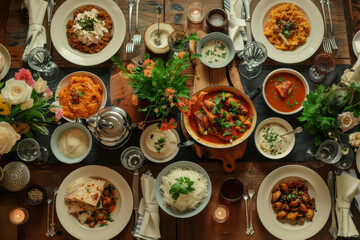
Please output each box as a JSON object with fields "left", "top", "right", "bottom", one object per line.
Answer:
{"left": 50, "top": 122, "right": 92, "bottom": 164}
{"left": 262, "top": 68, "right": 309, "bottom": 115}
{"left": 254, "top": 117, "right": 295, "bottom": 159}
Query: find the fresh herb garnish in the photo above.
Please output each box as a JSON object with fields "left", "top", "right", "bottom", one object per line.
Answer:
{"left": 154, "top": 137, "right": 166, "bottom": 153}
{"left": 169, "top": 177, "right": 195, "bottom": 201}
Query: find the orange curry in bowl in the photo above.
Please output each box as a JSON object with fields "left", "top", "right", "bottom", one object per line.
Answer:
{"left": 264, "top": 72, "right": 306, "bottom": 113}
{"left": 184, "top": 87, "right": 256, "bottom": 147}
{"left": 59, "top": 75, "right": 103, "bottom": 120}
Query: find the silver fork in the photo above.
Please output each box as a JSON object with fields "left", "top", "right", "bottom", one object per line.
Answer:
{"left": 248, "top": 179, "right": 255, "bottom": 235}
{"left": 320, "top": 0, "right": 332, "bottom": 54}
{"left": 243, "top": 192, "right": 250, "bottom": 235}
{"left": 133, "top": 0, "right": 141, "bottom": 46}
{"left": 45, "top": 187, "right": 53, "bottom": 237}
{"left": 325, "top": 0, "right": 337, "bottom": 49}
{"left": 49, "top": 174, "right": 61, "bottom": 237}
{"left": 126, "top": 0, "right": 134, "bottom": 53}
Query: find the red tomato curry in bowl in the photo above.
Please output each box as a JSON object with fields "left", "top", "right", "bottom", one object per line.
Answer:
{"left": 263, "top": 68, "right": 309, "bottom": 115}
{"left": 183, "top": 86, "right": 257, "bottom": 148}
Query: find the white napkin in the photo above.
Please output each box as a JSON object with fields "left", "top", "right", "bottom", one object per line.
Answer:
{"left": 336, "top": 172, "right": 360, "bottom": 237}
{"left": 133, "top": 172, "right": 161, "bottom": 240}
{"left": 22, "top": 0, "right": 48, "bottom": 61}
{"left": 224, "top": 0, "right": 246, "bottom": 52}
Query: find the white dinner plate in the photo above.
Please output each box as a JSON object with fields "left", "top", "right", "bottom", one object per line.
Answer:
{"left": 257, "top": 165, "right": 331, "bottom": 240}
{"left": 252, "top": 0, "right": 324, "bottom": 64}
{"left": 356, "top": 149, "right": 360, "bottom": 173}
{"left": 0, "top": 44, "right": 11, "bottom": 81}
{"left": 352, "top": 30, "right": 360, "bottom": 58}
{"left": 56, "top": 165, "right": 133, "bottom": 240}
{"left": 51, "top": 0, "right": 126, "bottom": 66}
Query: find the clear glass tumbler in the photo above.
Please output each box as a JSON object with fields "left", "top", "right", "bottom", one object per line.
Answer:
{"left": 238, "top": 41, "right": 267, "bottom": 80}
{"left": 27, "top": 47, "right": 60, "bottom": 82}
{"left": 17, "top": 138, "right": 49, "bottom": 165}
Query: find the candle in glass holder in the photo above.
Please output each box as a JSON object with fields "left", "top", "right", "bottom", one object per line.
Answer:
{"left": 9, "top": 208, "right": 29, "bottom": 225}
{"left": 213, "top": 205, "right": 229, "bottom": 223}
{"left": 187, "top": 2, "right": 204, "bottom": 24}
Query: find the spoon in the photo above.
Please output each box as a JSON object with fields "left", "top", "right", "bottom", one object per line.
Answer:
{"left": 280, "top": 126, "right": 303, "bottom": 137}
{"left": 154, "top": 5, "right": 162, "bottom": 46}
{"left": 45, "top": 187, "right": 53, "bottom": 237}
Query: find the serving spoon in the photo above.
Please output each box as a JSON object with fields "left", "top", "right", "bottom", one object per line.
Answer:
{"left": 280, "top": 126, "right": 303, "bottom": 137}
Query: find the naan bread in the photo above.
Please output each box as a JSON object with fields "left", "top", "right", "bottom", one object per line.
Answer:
{"left": 77, "top": 210, "right": 94, "bottom": 224}
{"left": 65, "top": 177, "right": 106, "bottom": 206}
{"left": 67, "top": 199, "right": 103, "bottom": 213}
{"left": 0, "top": 52, "right": 4, "bottom": 73}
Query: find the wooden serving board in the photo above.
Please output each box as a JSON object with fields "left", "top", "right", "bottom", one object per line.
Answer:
{"left": 181, "top": 30, "right": 248, "bottom": 173}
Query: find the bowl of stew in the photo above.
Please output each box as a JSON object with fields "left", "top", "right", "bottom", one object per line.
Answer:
{"left": 262, "top": 68, "right": 309, "bottom": 115}
{"left": 183, "top": 85, "right": 257, "bottom": 149}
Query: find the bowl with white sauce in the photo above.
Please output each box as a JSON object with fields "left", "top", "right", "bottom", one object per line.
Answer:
{"left": 50, "top": 122, "right": 92, "bottom": 164}
{"left": 197, "top": 32, "right": 235, "bottom": 68}
{"left": 254, "top": 117, "right": 295, "bottom": 159}
{"left": 155, "top": 161, "right": 212, "bottom": 218}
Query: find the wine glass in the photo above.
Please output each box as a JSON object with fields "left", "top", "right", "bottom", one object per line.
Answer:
{"left": 333, "top": 144, "right": 354, "bottom": 170}
{"left": 308, "top": 53, "right": 335, "bottom": 83}
{"left": 238, "top": 41, "right": 267, "bottom": 80}
{"left": 120, "top": 146, "right": 145, "bottom": 170}
{"left": 17, "top": 138, "right": 49, "bottom": 165}
{"left": 27, "top": 47, "right": 60, "bottom": 82}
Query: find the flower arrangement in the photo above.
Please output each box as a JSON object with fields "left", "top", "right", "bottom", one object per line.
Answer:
{"left": 0, "top": 69, "right": 63, "bottom": 154}
{"left": 112, "top": 50, "right": 200, "bottom": 131}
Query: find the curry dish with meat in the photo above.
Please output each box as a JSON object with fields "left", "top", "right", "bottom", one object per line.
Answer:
{"left": 271, "top": 180, "right": 315, "bottom": 224}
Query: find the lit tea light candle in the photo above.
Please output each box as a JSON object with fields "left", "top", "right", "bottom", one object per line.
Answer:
{"left": 213, "top": 205, "right": 229, "bottom": 223}
{"left": 9, "top": 208, "right": 29, "bottom": 225}
{"left": 187, "top": 2, "right": 204, "bottom": 24}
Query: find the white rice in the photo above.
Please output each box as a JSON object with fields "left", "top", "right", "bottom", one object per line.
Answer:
{"left": 160, "top": 167, "right": 208, "bottom": 212}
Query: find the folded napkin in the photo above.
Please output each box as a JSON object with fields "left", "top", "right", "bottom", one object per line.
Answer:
{"left": 133, "top": 172, "right": 161, "bottom": 240}
{"left": 22, "top": 0, "right": 48, "bottom": 61}
{"left": 224, "top": 0, "right": 246, "bottom": 52}
{"left": 336, "top": 172, "right": 360, "bottom": 237}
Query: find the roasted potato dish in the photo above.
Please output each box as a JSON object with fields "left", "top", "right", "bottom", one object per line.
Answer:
{"left": 271, "top": 180, "right": 315, "bottom": 224}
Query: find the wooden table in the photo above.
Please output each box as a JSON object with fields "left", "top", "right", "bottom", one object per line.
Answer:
{"left": 1, "top": 0, "right": 360, "bottom": 240}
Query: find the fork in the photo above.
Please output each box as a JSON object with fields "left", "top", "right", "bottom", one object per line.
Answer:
{"left": 133, "top": 0, "right": 141, "bottom": 46}
{"left": 126, "top": 0, "right": 134, "bottom": 53}
{"left": 45, "top": 187, "right": 53, "bottom": 237}
{"left": 248, "top": 179, "right": 255, "bottom": 235}
{"left": 49, "top": 174, "right": 61, "bottom": 237}
{"left": 325, "top": 0, "right": 337, "bottom": 49}
{"left": 320, "top": 0, "right": 332, "bottom": 54}
{"left": 243, "top": 192, "right": 250, "bottom": 235}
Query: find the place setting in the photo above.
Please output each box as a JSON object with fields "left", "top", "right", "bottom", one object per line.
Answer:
{"left": 1, "top": 0, "right": 360, "bottom": 239}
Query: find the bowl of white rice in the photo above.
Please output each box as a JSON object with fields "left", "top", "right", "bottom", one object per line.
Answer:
{"left": 155, "top": 161, "right": 212, "bottom": 218}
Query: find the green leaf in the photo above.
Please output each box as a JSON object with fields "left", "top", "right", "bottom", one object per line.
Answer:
{"left": 111, "top": 56, "right": 127, "bottom": 72}
{"left": 169, "top": 177, "right": 195, "bottom": 201}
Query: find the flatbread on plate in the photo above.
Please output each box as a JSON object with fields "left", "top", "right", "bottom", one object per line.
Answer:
{"left": 65, "top": 177, "right": 106, "bottom": 206}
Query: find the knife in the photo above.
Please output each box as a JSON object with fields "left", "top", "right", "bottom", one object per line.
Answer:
{"left": 21, "top": 34, "right": 34, "bottom": 61}
{"left": 46, "top": 0, "right": 56, "bottom": 52}
{"left": 327, "top": 171, "right": 338, "bottom": 240}
{"left": 243, "top": 0, "right": 252, "bottom": 43}
{"left": 132, "top": 169, "right": 139, "bottom": 226}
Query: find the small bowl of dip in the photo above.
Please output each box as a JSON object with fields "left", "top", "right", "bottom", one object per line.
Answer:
{"left": 254, "top": 117, "right": 295, "bottom": 159}
{"left": 50, "top": 122, "right": 92, "bottom": 164}
{"left": 140, "top": 124, "right": 180, "bottom": 163}
{"left": 197, "top": 32, "right": 235, "bottom": 69}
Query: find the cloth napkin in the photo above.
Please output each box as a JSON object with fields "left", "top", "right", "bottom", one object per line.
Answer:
{"left": 132, "top": 171, "right": 161, "bottom": 240}
{"left": 336, "top": 172, "right": 360, "bottom": 237}
{"left": 224, "top": 0, "right": 246, "bottom": 52}
{"left": 22, "top": 0, "right": 48, "bottom": 61}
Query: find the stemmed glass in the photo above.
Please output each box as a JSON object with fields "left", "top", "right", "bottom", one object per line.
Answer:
{"left": 17, "top": 138, "right": 49, "bottom": 165}
{"left": 27, "top": 47, "right": 60, "bottom": 82}
{"left": 238, "top": 41, "right": 267, "bottom": 80}
{"left": 308, "top": 53, "right": 335, "bottom": 83}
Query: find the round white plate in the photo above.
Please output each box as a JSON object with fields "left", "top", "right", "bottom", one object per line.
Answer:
{"left": 0, "top": 44, "right": 11, "bottom": 80}
{"left": 257, "top": 165, "right": 331, "bottom": 240}
{"left": 140, "top": 124, "right": 180, "bottom": 163}
{"left": 56, "top": 165, "right": 133, "bottom": 240}
{"left": 252, "top": 0, "right": 324, "bottom": 64}
{"left": 55, "top": 71, "right": 107, "bottom": 122}
{"left": 356, "top": 149, "right": 360, "bottom": 173}
{"left": 352, "top": 30, "right": 360, "bottom": 58}
{"left": 51, "top": 0, "right": 126, "bottom": 66}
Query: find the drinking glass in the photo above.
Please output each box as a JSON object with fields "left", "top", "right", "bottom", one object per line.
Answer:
{"left": 120, "top": 146, "right": 145, "bottom": 170}
{"left": 308, "top": 53, "right": 335, "bottom": 83}
{"left": 333, "top": 144, "right": 354, "bottom": 170}
{"left": 238, "top": 41, "right": 267, "bottom": 80}
{"left": 17, "top": 138, "right": 49, "bottom": 165}
{"left": 219, "top": 178, "right": 243, "bottom": 204}
{"left": 167, "top": 30, "right": 189, "bottom": 55}
{"left": 27, "top": 47, "right": 60, "bottom": 82}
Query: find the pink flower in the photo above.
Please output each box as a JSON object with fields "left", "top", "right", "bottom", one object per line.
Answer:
{"left": 15, "top": 68, "right": 36, "bottom": 88}
{"left": 44, "top": 87, "right": 52, "bottom": 98}
{"left": 55, "top": 108, "right": 63, "bottom": 122}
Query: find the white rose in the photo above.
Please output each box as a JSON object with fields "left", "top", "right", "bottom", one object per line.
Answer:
{"left": 49, "top": 101, "right": 60, "bottom": 113}
{"left": 34, "top": 78, "right": 47, "bottom": 94}
{"left": 1, "top": 78, "right": 33, "bottom": 105}
{"left": 349, "top": 132, "right": 360, "bottom": 148}
{"left": 0, "top": 122, "right": 21, "bottom": 154}
{"left": 338, "top": 112, "right": 354, "bottom": 128}
{"left": 20, "top": 98, "right": 34, "bottom": 110}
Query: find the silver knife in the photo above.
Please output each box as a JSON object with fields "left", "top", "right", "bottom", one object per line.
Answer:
{"left": 22, "top": 34, "right": 34, "bottom": 61}
{"left": 46, "top": 0, "right": 56, "bottom": 52}
{"left": 243, "top": 0, "right": 252, "bottom": 43}
{"left": 132, "top": 170, "right": 139, "bottom": 226}
{"left": 327, "top": 171, "right": 337, "bottom": 239}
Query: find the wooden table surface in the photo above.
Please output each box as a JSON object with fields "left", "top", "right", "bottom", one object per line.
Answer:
{"left": 1, "top": 0, "right": 360, "bottom": 240}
